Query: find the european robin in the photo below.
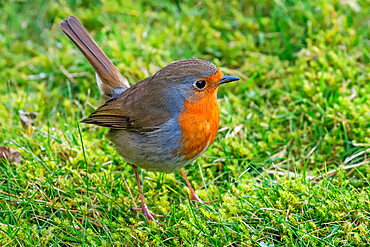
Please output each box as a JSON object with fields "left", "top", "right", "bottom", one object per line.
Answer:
{"left": 59, "top": 16, "right": 239, "bottom": 226}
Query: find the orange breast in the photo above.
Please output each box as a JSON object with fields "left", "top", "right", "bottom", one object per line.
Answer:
{"left": 177, "top": 88, "right": 220, "bottom": 160}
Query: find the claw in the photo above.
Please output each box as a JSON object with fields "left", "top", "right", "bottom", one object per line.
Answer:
{"left": 133, "top": 207, "right": 164, "bottom": 226}
{"left": 179, "top": 168, "right": 218, "bottom": 208}
{"left": 133, "top": 207, "right": 165, "bottom": 218}
{"left": 190, "top": 192, "right": 218, "bottom": 208}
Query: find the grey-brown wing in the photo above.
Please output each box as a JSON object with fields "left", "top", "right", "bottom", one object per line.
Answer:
{"left": 81, "top": 78, "right": 172, "bottom": 132}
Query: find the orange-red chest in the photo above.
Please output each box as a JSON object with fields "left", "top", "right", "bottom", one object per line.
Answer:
{"left": 177, "top": 88, "right": 220, "bottom": 160}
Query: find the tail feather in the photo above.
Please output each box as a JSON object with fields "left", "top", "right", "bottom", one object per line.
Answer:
{"left": 59, "top": 16, "right": 129, "bottom": 99}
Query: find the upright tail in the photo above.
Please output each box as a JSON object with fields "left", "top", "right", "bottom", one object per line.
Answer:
{"left": 59, "top": 16, "right": 129, "bottom": 99}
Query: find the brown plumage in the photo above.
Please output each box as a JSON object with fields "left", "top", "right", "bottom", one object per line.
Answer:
{"left": 81, "top": 75, "right": 171, "bottom": 131}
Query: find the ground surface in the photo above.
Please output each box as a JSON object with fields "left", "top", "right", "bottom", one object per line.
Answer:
{"left": 0, "top": 0, "right": 369, "bottom": 246}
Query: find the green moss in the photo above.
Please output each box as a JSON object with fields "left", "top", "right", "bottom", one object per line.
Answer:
{"left": 0, "top": 0, "right": 369, "bottom": 246}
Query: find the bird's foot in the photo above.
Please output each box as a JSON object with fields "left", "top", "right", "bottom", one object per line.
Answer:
{"left": 190, "top": 192, "right": 217, "bottom": 208}
{"left": 133, "top": 207, "right": 165, "bottom": 226}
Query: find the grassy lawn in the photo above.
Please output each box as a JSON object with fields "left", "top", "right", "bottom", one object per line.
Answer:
{"left": 0, "top": 0, "right": 369, "bottom": 246}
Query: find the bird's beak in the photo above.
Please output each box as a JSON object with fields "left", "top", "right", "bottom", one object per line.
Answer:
{"left": 216, "top": 75, "right": 240, "bottom": 85}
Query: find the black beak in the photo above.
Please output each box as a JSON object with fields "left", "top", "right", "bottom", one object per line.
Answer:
{"left": 216, "top": 75, "right": 240, "bottom": 85}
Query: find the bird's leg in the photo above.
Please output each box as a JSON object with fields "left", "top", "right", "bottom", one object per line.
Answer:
{"left": 180, "top": 168, "right": 214, "bottom": 207}
{"left": 132, "top": 165, "right": 164, "bottom": 226}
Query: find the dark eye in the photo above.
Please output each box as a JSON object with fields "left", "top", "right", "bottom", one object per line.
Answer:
{"left": 194, "top": 80, "right": 206, "bottom": 90}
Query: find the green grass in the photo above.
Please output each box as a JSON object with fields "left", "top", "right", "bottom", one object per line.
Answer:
{"left": 0, "top": 0, "right": 369, "bottom": 246}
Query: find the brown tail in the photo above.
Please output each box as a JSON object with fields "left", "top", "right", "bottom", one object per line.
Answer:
{"left": 59, "top": 16, "right": 129, "bottom": 99}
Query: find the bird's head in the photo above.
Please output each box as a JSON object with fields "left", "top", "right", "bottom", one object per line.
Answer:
{"left": 153, "top": 59, "right": 239, "bottom": 104}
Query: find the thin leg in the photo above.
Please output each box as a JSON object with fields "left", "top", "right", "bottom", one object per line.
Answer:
{"left": 132, "top": 165, "right": 164, "bottom": 226}
{"left": 180, "top": 168, "right": 214, "bottom": 207}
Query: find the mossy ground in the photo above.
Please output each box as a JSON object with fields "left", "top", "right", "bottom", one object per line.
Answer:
{"left": 0, "top": 0, "right": 369, "bottom": 246}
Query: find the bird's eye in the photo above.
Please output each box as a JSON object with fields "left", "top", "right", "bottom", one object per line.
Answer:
{"left": 194, "top": 80, "right": 206, "bottom": 90}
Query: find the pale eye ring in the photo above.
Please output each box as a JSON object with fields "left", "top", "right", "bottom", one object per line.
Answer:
{"left": 194, "top": 80, "right": 206, "bottom": 90}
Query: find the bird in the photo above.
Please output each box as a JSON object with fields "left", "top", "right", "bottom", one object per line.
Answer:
{"left": 59, "top": 16, "right": 239, "bottom": 226}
